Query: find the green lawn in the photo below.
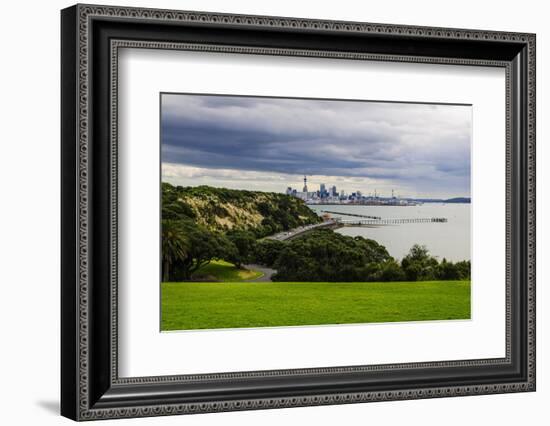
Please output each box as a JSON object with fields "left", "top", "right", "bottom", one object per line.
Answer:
{"left": 192, "top": 260, "right": 264, "bottom": 282}
{"left": 161, "top": 281, "right": 470, "bottom": 331}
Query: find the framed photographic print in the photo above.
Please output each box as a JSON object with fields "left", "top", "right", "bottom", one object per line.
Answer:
{"left": 61, "top": 4, "right": 536, "bottom": 421}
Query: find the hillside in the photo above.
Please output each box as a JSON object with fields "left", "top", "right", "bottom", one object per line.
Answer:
{"left": 444, "top": 197, "right": 471, "bottom": 203}
{"left": 411, "top": 197, "right": 471, "bottom": 203}
{"left": 161, "top": 182, "right": 321, "bottom": 236}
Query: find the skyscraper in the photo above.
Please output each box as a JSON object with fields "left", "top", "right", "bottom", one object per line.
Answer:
{"left": 303, "top": 175, "right": 308, "bottom": 193}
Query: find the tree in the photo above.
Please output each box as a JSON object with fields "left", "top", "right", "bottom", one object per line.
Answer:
{"left": 269, "top": 229, "right": 393, "bottom": 282}
{"left": 403, "top": 261, "right": 422, "bottom": 281}
{"left": 437, "top": 259, "right": 460, "bottom": 280}
{"left": 455, "top": 260, "right": 471, "bottom": 280}
{"left": 226, "top": 230, "right": 257, "bottom": 268}
{"left": 161, "top": 182, "right": 196, "bottom": 220}
{"left": 379, "top": 260, "right": 406, "bottom": 282}
{"left": 401, "top": 244, "right": 439, "bottom": 281}
{"left": 401, "top": 244, "right": 430, "bottom": 267}
{"left": 163, "top": 219, "right": 237, "bottom": 281}
{"left": 272, "top": 247, "right": 320, "bottom": 281}
{"left": 254, "top": 239, "right": 286, "bottom": 267}
{"left": 161, "top": 220, "right": 189, "bottom": 282}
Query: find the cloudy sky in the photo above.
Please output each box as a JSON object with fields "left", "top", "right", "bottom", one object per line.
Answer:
{"left": 161, "top": 93, "right": 471, "bottom": 199}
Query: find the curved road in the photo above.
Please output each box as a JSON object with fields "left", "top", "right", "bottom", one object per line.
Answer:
{"left": 266, "top": 219, "right": 339, "bottom": 241}
{"left": 243, "top": 264, "right": 277, "bottom": 282}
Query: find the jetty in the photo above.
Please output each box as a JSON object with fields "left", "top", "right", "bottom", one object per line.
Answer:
{"left": 320, "top": 210, "right": 381, "bottom": 220}
{"left": 266, "top": 217, "right": 448, "bottom": 242}
{"left": 338, "top": 217, "right": 447, "bottom": 225}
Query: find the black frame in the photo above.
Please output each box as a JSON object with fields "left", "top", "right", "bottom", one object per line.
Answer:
{"left": 61, "top": 4, "right": 536, "bottom": 421}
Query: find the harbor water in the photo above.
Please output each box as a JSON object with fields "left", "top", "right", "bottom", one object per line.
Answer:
{"left": 308, "top": 203, "right": 470, "bottom": 262}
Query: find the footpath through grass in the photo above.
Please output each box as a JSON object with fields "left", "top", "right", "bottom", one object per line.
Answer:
{"left": 161, "top": 280, "right": 470, "bottom": 331}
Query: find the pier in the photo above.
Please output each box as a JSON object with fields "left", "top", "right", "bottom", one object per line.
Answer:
{"left": 265, "top": 217, "right": 448, "bottom": 242}
{"left": 338, "top": 217, "right": 447, "bottom": 226}
{"left": 320, "top": 210, "right": 381, "bottom": 220}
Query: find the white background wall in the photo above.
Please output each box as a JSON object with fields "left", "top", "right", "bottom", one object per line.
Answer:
{"left": 0, "top": 0, "right": 546, "bottom": 424}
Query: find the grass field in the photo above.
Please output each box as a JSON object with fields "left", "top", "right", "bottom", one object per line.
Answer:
{"left": 161, "top": 280, "right": 470, "bottom": 331}
{"left": 192, "top": 260, "right": 264, "bottom": 282}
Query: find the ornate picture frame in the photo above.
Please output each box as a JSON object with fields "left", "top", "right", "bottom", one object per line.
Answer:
{"left": 61, "top": 4, "right": 535, "bottom": 421}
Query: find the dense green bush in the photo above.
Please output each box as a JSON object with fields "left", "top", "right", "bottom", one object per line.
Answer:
{"left": 262, "top": 238, "right": 469, "bottom": 283}
{"left": 271, "top": 229, "right": 392, "bottom": 282}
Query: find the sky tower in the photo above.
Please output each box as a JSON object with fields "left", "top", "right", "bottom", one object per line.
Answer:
{"left": 302, "top": 175, "right": 308, "bottom": 193}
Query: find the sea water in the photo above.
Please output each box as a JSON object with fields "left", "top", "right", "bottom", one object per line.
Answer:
{"left": 308, "top": 203, "right": 470, "bottom": 262}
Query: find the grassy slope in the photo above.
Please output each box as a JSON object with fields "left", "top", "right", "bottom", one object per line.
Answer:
{"left": 161, "top": 281, "right": 470, "bottom": 330}
{"left": 162, "top": 182, "right": 321, "bottom": 233}
{"left": 193, "top": 260, "right": 264, "bottom": 282}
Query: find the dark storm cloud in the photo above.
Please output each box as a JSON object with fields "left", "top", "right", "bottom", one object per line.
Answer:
{"left": 161, "top": 94, "right": 471, "bottom": 196}
{"left": 162, "top": 128, "right": 378, "bottom": 176}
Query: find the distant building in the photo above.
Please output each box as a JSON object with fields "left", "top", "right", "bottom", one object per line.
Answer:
{"left": 320, "top": 183, "right": 330, "bottom": 199}
{"left": 284, "top": 178, "right": 418, "bottom": 206}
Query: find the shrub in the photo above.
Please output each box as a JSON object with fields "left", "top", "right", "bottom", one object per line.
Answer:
{"left": 379, "top": 260, "right": 407, "bottom": 282}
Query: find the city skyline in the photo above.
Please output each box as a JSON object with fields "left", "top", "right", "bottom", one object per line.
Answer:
{"left": 161, "top": 93, "right": 472, "bottom": 199}
{"left": 286, "top": 175, "right": 400, "bottom": 199}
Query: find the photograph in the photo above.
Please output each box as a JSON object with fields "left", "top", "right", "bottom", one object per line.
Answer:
{"left": 160, "top": 93, "right": 472, "bottom": 331}
{"left": 57, "top": 3, "right": 536, "bottom": 420}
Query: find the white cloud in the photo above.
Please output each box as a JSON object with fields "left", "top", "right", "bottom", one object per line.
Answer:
{"left": 162, "top": 163, "right": 456, "bottom": 199}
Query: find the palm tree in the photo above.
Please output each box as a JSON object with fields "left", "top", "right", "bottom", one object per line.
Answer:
{"left": 161, "top": 220, "right": 188, "bottom": 281}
